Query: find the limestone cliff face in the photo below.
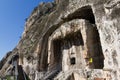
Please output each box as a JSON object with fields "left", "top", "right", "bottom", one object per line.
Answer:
{"left": 0, "top": 0, "right": 120, "bottom": 80}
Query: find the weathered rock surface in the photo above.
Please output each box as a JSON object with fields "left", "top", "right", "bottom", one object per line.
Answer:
{"left": 0, "top": 0, "right": 120, "bottom": 80}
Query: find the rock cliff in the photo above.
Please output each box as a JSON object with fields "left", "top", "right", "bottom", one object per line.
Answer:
{"left": 0, "top": 0, "right": 120, "bottom": 80}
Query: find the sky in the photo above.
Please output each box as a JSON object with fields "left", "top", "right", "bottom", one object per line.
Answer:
{"left": 0, "top": 0, "right": 53, "bottom": 60}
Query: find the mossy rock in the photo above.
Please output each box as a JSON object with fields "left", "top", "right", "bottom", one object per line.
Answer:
{"left": 6, "top": 75, "right": 15, "bottom": 80}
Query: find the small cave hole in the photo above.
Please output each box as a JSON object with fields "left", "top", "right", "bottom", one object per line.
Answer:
{"left": 70, "top": 57, "right": 76, "bottom": 65}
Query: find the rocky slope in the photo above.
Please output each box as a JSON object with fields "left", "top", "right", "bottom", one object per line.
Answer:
{"left": 0, "top": 0, "right": 120, "bottom": 80}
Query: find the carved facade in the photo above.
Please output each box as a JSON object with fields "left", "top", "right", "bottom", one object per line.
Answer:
{"left": 0, "top": 0, "right": 120, "bottom": 80}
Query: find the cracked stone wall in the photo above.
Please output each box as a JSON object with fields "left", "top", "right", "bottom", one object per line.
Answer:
{"left": 0, "top": 0, "right": 120, "bottom": 80}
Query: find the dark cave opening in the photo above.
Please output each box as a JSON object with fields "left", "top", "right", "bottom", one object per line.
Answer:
{"left": 64, "top": 6, "right": 95, "bottom": 24}
{"left": 87, "top": 26, "right": 104, "bottom": 69}
{"left": 70, "top": 57, "right": 76, "bottom": 65}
